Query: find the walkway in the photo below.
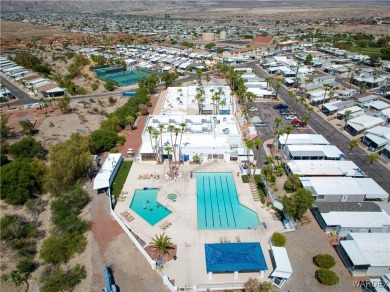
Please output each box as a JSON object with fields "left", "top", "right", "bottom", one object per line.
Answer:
{"left": 117, "top": 92, "right": 160, "bottom": 158}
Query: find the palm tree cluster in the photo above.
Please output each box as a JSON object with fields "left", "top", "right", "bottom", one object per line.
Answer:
{"left": 146, "top": 122, "right": 187, "bottom": 163}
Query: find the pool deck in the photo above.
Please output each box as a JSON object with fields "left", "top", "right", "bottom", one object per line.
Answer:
{"left": 114, "top": 160, "right": 284, "bottom": 288}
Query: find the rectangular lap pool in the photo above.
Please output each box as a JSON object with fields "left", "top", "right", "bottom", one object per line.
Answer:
{"left": 130, "top": 189, "right": 171, "bottom": 225}
{"left": 196, "top": 172, "right": 260, "bottom": 229}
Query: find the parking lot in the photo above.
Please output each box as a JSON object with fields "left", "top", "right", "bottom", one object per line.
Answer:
{"left": 249, "top": 101, "right": 312, "bottom": 140}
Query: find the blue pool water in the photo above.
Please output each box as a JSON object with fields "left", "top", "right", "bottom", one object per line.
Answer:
{"left": 130, "top": 189, "right": 171, "bottom": 225}
{"left": 196, "top": 172, "right": 260, "bottom": 229}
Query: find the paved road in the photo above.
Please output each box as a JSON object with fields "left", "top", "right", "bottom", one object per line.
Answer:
{"left": 249, "top": 63, "right": 390, "bottom": 194}
{"left": 0, "top": 74, "right": 36, "bottom": 106}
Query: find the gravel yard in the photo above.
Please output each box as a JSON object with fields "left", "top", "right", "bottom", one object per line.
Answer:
{"left": 282, "top": 211, "right": 362, "bottom": 292}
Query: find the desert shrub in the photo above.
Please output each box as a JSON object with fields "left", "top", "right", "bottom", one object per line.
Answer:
{"left": 314, "top": 254, "right": 336, "bottom": 269}
{"left": 117, "top": 136, "right": 126, "bottom": 145}
{"left": 91, "top": 83, "right": 99, "bottom": 91}
{"left": 40, "top": 233, "right": 87, "bottom": 264}
{"left": 109, "top": 147, "right": 118, "bottom": 153}
{"left": 17, "top": 258, "right": 36, "bottom": 274}
{"left": 40, "top": 264, "right": 86, "bottom": 292}
{"left": 272, "top": 232, "right": 286, "bottom": 247}
{"left": 316, "top": 268, "right": 339, "bottom": 285}
{"left": 244, "top": 277, "right": 260, "bottom": 292}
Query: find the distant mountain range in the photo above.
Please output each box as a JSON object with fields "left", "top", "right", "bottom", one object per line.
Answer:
{"left": 1, "top": 0, "right": 389, "bottom": 14}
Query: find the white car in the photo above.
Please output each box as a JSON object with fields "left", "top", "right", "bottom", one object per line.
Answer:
{"left": 249, "top": 107, "right": 258, "bottom": 112}
{"left": 285, "top": 115, "right": 297, "bottom": 120}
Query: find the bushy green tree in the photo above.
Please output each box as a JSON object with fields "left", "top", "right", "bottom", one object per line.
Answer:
{"left": 104, "top": 81, "right": 116, "bottom": 91}
{"left": 45, "top": 133, "right": 92, "bottom": 194}
{"left": 0, "top": 114, "right": 11, "bottom": 138}
{"left": 91, "top": 129, "right": 119, "bottom": 153}
{"left": 316, "top": 269, "right": 339, "bottom": 285}
{"left": 40, "top": 264, "right": 86, "bottom": 292}
{"left": 314, "top": 254, "right": 336, "bottom": 269}
{"left": 9, "top": 137, "right": 45, "bottom": 159}
{"left": 282, "top": 188, "right": 315, "bottom": 219}
{"left": 272, "top": 232, "right": 286, "bottom": 247}
{"left": 0, "top": 159, "right": 45, "bottom": 205}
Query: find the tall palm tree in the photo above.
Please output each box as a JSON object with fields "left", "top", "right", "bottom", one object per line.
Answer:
{"left": 321, "top": 85, "right": 330, "bottom": 107}
{"left": 273, "top": 128, "right": 284, "bottom": 162}
{"left": 274, "top": 117, "right": 282, "bottom": 129}
{"left": 366, "top": 153, "right": 380, "bottom": 175}
{"left": 347, "top": 139, "right": 359, "bottom": 156}
{"left": 178, "top": 122, "right": 186, "bottom": 148}
{"left": 168, "top": 124, "right": 175, "bottom": 151}
{"left": 344, "top": 110, "right": 352, "bottom": 128}
{"left": 253, "top": 138, "right": 263, "bottom": 168}
{"left": 149, "top": 233, "right": 172, "bottom": 256}
{"left": 195, "top": 87, "right": 205, "bottom": 114}
{"left": 152, "top": 130, "right": 160, "bottom": 161}
{"left": 173, "top": 127, "right": 180, "bottom": 162}
{"left": 146, "top": 126, "right": 156, "bottom": 160}
{"left": 157, "top": 124, "right": 165, "bottom": 162}
{"left": 245, "top": 139, "right": 255, "bottom": 177}
{"left": 283, "top": 125, "right": 294, "bottom": 151}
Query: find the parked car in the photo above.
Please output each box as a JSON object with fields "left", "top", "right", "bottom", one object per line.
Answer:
{"left": 280, "top": 108, "right": 291, "bottom": 113}
{"left": 253, "top": 122, "right": 268, "bottom": 127}
{"left": 273, "top": 104, "right": 289, "bottom": 109}
{"left": 249, "top": 107, "right": 258, "bottom": 112}
{"left": 285, "top": 115, "right": 298, "bottom": 120}
{"left": 280, "top": 111, "right": 292, "bottom": 116}
{"left": 291, "top": 119, "right": 303, "bottom": 127}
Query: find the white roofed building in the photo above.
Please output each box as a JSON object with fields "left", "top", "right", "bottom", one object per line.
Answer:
{"left": 270, "top": 246, "right": 293, "bottom": 288}
{"left": 138, "top": 114, "right": 246, "bottom": 163}
{"left": 300, "top": 177, "right": 388, "bottom": 202}
{"left": 346, "top": 115, "right": 385, "bottom": 136}
{"left": 285, "top": 145, "right": 345, "bottom": 160}
{"left": 286, "top": 160, "right": 365, "bottom": 177}
{"left": 278, "top": 134, "right": 330, "bottom": 149}
{"left": 336, "top": 233, "right": 390, "bottom": 276}
{"left": 312, "top": 202, "right": 390, "bottom": 238}
{"left": 93, "top": 153, "right": 123, "bottom": 192}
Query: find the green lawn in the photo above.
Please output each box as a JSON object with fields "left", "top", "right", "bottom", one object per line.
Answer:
{"left": 111, "top": 161, "right": 132, "bottom": 199}
{"left": 349, "top": 46, "right": 381, "bottom": 56}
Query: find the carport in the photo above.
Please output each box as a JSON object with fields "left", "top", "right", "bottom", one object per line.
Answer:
{"left": 270, "top": 246, "right": 292, "bottom": 288}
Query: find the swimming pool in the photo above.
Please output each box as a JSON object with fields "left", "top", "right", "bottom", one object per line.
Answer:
{"left": 130, "top": 189, "right": 171, "bottom": 225}
{"left": 196, "top": 172, "right": 260, "bottom": 229}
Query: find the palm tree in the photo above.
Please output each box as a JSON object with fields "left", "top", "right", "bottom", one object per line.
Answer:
{"left": 283, "top": 125, "right": 294, "bottom": 150}
{"left": 178, "top": 122, "right": 186, "bottom": 148}
{"left": 253, "top": 138, "right": 263, "bottom": 168}
{"left": 195, "top": 87, "right": 205, "bottom": 114}
{"left": 265, "top": 76, "right": 274, "bottom": 90}
{"left": 366, "top": 153, "right": 380, "bottom": 175}
{"left": 168, "top": 124, "right": 175, "bottom": 152}
{"left": 149, "top": 233, "right": 172, "bottom": 256}
{"left": 347, "top": 139, "right": 359, "bottom": 156}
{"left": 299, "top": 96, "right": 306, "bottom": 109}
{"left": 302, "top": 115, "right": 310, "bottom": 126}
{"left": 245, "top": 139, "right": 255, "bottom": 177}
{"left": 321, "top": 85, "right": 330, "bottom": 107}
{"left": 307, "top": 106, "right": 314, "bottom": 117}
{"left": 152, "top": 130, "right": 160, "bottom": 161}
{"left": 126, "top": 115, "right": 135, "bottom": 130}
{"left": 164, "top": 146, "right": 173, "bottom": 168}
{"left": 173, "top": 127, "right": 180, "bottom": 162}
{"left": 157, "top": 124, "right": 165, "bottom": 162}
{"left": 146, "top": 126, "right": 156, "bottom": 160}
{"left": 274, "top": 117, "right": 282, "bottom": 129}
{"left": 343, "top": 110, "right": 352, "bottom": 128}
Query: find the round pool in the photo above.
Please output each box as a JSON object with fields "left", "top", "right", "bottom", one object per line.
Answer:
{"left": 167, "top": 193, "right": 177, "bottom": 201}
